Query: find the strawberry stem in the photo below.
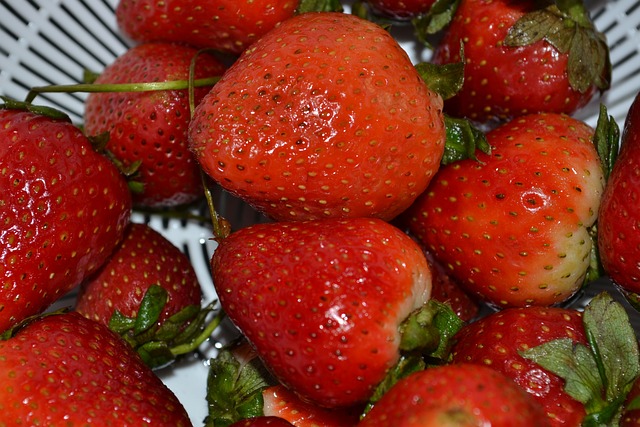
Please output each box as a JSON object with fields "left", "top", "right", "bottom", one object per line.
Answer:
{"left": 171, "top": 309, "right": 226, "bottom": 357}
{"left": 24, "top": 77, "right": 221, "bottom": 104}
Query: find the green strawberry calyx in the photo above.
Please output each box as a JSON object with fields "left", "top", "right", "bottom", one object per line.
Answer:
{"left": 504, "top": 0, "right": 611, "bottom": 94}
{"left": 520, "top": 292, "right": 640, "bottom": 426}
{"left": 205, "top": 341, "right": 273, "bottom": 426}
{"left": 108, "top": 284, "right": 225, "bottom": 370}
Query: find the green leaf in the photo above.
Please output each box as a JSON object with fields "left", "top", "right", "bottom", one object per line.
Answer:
{"left": 398, "top": 299, "right": 465, "bottom": 361}
{"left": 442, "top": 115, "right": 491, "bottom": 165}
{"left": 583, "top": 292, "right": 640, "bottom": 404}
{"left": 521, "top": 292, "right": 640, "bottom": 425}
{"left": 362, "top": 354, "right": 426, "bottom": 416}
{"left": 593, "top": 103, "right": 620, "bottom": 181}
{"left": 133, "top": 284, "right": 168, "bottom": 335}
{"left": 296, "top": 0, "right": 343, "bottom": 13}
{"left": 503, "top": 3, "right": 611, "bottom": 93}
{"left": 415, "top": 60, "right": 464, "bottom": 102}
{"left": 522, "top": 338, "right": 604, "bottom": 408}
{"left": 412, "top": 0, "right": 461, "bottom": 45}
{"left": 205, "top": 346, "right": 271, "bottom": 426}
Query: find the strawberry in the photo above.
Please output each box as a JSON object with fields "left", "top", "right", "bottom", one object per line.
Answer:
{"left": 262, "top": 385, "right": 361, "bottom": 426}
{"left": 424, "top": 248, "right": 480, "bottom": 322}
{"left": 451, "top": 305, "right": 588, "bottom": 426}
{"left": 75, "top": 222, "right": 219, "bottom": 369}
{"left": 403, "top": 113, "right": 605, "bottom": 308}
{"left": 0, "top": 311, "right": 191, "bottom": 426}
{"left": 0, "top": 106, "right": 131, "bottom": 334}
{"left": 432, "top": 0, "right": 610, "bottom": 125}
{"left": 83, "top": 42, "right": 226, "bottom": 208}
{"left": 358, "top": 363, "right": 550, "bottom": 426}
{"left": 598, "top": 91, "right": 640, "bottom": 308}
{"left": 621, "top": 375, "right": 640, "bottom": 427}
{"left": 210, "top": 217, "right": 433, "bottom": 408}
{"left": 230, "top": 417, "right": 295, "bottom": 427}
{"left": 206, "top": 340, "right": 362, "bottom": 426}
{"left": 189, "top": 11, "right": 446, "bottom": 222}
{"left": 115, "top": 0, "right": 302, "bottom": 55}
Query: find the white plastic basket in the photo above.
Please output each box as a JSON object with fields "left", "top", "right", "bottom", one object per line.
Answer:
{"left": 1, "top": 0, "right": 640, "bottom": 424}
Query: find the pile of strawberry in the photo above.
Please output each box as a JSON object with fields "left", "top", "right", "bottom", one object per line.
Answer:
{"left": 2, "top": 0, "right": 640, "bottom": 426}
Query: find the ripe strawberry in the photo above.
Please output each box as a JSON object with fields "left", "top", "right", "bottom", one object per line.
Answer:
{"left": 0, "top": 107, "right": 131, "bottom": 334}
{"left": 262, "top": 385, "right": 361, "bottom": 426}
{"left": 358, "top": 363, "right": 550, "bottom": 426}
{"left": 403, "top": 113, "right": 605, "bottom": 308}
{"left": 230, "top": 417, "right": 295, "bottom": 427}
{"left": 206, "top": 339, "right": 363, "bottom": 426}
{"left": 451, "top": 305, "right": 588, "bottom": 426}
{"left": 432, "top": 0, "right": 610, "bottom": 124}
{"left": 189, "top": 12, "right": 446, "bottom": 222}
{"left": 84, "top": 42, "right": 226, "bottom": 208}
{"left": 115, "top": 0, "right": 301, "bottom": 55}
{"left": 210, "top": 217, "right": 432, "bottom": 408}
{"left": 0, "top": 311, "right": 191, "bottom": 426}
{"left": 424, "top": 248, "right": 480, "bottom": 322}
{"left": 598, "top": 91, "right": 640, "bottom": 307}
{"left": 75, "top": 222, "right": 216, "bottom": 369}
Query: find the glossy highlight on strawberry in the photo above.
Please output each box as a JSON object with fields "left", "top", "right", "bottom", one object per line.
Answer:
{"left": 404, "top": 113, "right": 604, "bottom": 308}
{"left": 189, "top": 12, "right": 446, "bottom": 222}
{"left": 0, "top": 109, "right": 131, "bottom": 333}
{"left": 211, "top": 217, "right": 432, "bottom": 408}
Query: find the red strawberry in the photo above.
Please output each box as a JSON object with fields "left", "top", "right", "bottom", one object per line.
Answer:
{"left": 358, "top": 363, "right": 550, "bottom": 426}
{"left": 115, "top": 0, "right": 301, "bottom": 55}
{"left": 0, "top": 107, "right": 131, "bottom": 333}
{"left": 0, "top": 311, "right": 191, "bottom": 425}
{"left": 206, "top": 339, "right": 363, "bottom": 425}
{"left": 621, "top": 375, "right": 640, "bottom": 427}
{"left": 84, "top": 42, "right": 226, "bottom": 208}
{"left": 424, "top": 248, "right": 480, "bottom": 322}
{"left": 452, "top": 292, "right": 640, "bottom": 426}
{"left": 262, "top": 385, "right": 360, "bottom": 426}
{"left": 403, "top": 113, "right": 605, "bottom": 308}
{"left": 432, "top": 0, "right": 610, "bottom": 124}
{"left": 598, "top": 91, "right": 640, "bottom": 307}
{"left": 189, "top": 12, "right": 446, "bottom": 222}
{"left": 210, "top": 217, "right": 432, "bottom": 408}
{"left": 75, "top": 222, "right": 216, "bottom": 369}
{"left": 451, "top": 305, "right": 588, "bottom": 426}
{"left": 230, "top": 417, "right": 295, "bottom": 427}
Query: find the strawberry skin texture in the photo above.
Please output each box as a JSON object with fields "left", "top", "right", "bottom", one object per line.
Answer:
{"left": 404, "top": 113, "right": 604, "bottom": 308}
{"left": 189, "top": 12, "right": 445, "bottom": 222}
{"left": 0, "top": 110, "right": 131, "bottom": 334}
{"left": 84, "top": 42, "right": 226, "bottom": 208}
{"left": 451, "top": 306, "right": 587, "bottom": 426}
{"left": 358, "top": 363, "right": 550, "bottom": 426}
{"left": 75, "top": 222, "right": 202, "bottom": 326}
{"left": 230, "top": 417, "right": 295, "bottom": 427}
{"left": 433, "top": 0, "right": 597, "bottom": 124}
{"left": 262, "top": 384, "right": 360, "bottom": 426}
{"left": 211, "top": 217, "right": 432, "bottom": 408}
{"left": 116, "top": 0, "right": 299, "bottom": 55}
{"left": 598, "top": 92, "right": 640, "bottom": 296}
{"left": 0, "top": 311, "right": 191, "bottom": 426}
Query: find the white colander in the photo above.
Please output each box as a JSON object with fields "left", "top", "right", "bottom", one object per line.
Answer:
{"left": 1, "top": 0, "right": 640, "bottom": 424}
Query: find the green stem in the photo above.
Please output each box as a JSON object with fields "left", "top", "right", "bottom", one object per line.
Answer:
{"left": 24, "top": 76, "right": 221, "bottom": 104}
{"left": 170, "top": 310, "right": 226, "bottom": 356}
